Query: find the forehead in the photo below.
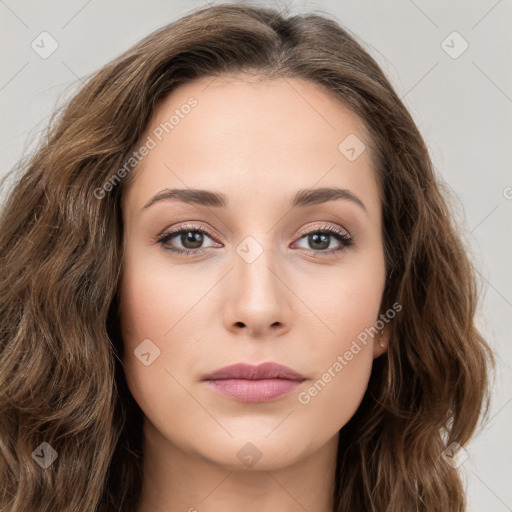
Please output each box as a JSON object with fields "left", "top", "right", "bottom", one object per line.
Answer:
{"left": 122, "top": 75, "right": 380, "bottom": 219}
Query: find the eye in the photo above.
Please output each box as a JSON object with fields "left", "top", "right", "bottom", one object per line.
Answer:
{"left": 156, "top": 224, "right": 220, "bottom": 256}
{"left": 156, "top": 223, "right": 354, "bottom": 258}
{"left": 292, "top": 225, "right": 354, "bottom": 256}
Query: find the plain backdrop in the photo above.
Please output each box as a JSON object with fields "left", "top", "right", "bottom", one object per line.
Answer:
{"left": 1, "top": 1, "right": 511, "bottom": 510}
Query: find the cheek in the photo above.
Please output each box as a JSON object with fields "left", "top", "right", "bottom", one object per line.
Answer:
{"left": 119, "top": 254, "right": 176, "bottom": 415}
{"left": 291, "top": 256, "right": 384, "bottom": 424}
{"left": 292, "top": 301, "right": 378, "bottom": 437}
{"left": 295, "top": 248, "right": 385, "bottom": 354}
{"left": 119, "top": 247, "right": 201, "bottom": 346}
{"left": 296, "top": 349, "right": 373, "bottom": 440}
{"left": 119, "top": 249, "right": 214, "bottom": 426}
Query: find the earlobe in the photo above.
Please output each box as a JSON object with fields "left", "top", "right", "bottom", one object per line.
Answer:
{"left": 373, "top": 326, "right": 389, "bottom": 359}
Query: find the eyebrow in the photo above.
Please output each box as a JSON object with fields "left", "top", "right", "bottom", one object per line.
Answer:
{"left": 143, "top": 186, "right": 367, "bottom": 213}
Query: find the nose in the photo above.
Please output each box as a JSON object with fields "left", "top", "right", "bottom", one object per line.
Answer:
{"left": 222, "top": 239, "right": 292, "bottom": 339}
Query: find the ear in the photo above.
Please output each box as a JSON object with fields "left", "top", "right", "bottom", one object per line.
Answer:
{"left": 373, "top": 322, "right": 390, "bottom": 359}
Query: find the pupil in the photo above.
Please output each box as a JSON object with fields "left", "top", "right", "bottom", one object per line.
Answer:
{"left": 310, "top": 233, "right": 329, "bottom": 250}
{"left": 182, "top": 231, "right": 203, "bottom": 249}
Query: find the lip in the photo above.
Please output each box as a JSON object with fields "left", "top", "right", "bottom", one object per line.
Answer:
{"left": 202, "top": 362, "right": 306, "bottom": 381}
{"left": 202, "top": 362, "right": 306, "bottom": 403}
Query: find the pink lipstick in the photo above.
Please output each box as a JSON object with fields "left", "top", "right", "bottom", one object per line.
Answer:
{"left": 202, "top": 362, "right": 306, "bottom": 403}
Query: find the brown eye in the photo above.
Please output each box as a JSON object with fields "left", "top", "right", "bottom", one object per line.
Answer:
{"left": 293, "top": 226, "right": 354, "bottom": 256}
{"left": 157, "top": 224, "right": 219, "bottom": 256}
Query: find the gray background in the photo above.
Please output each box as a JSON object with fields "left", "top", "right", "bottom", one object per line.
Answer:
{"left": 1, "top": 1, "right": 511, "bottom": 510}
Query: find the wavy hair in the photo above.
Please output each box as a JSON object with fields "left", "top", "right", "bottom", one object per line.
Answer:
{"left": 0, "top": 3, "right": 494, "bottom": 511}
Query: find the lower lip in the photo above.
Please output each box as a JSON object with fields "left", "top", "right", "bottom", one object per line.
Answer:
{"left": 205, "top": 378, "right": 304, "bottom": 403}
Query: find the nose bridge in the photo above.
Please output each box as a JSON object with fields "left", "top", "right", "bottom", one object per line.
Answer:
{"left": 234, "top": 232, "right": 281, "bottom": 303}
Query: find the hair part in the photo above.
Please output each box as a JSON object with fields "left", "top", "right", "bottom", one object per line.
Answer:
{"left": 0, "top": 3, "right": 494, "bottom": 511}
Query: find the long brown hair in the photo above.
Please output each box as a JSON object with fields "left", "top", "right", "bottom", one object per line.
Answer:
{"left": 0, "top": 3, "right": 494, "bottom": 511}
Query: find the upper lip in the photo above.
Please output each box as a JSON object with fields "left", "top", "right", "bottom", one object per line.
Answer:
{"left": 202, "top": 362, "right": 306, "bottom": 381}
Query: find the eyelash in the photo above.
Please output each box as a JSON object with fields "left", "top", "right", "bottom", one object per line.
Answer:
{"left": 156, "top": 223, "right": 354, "bottom": 258}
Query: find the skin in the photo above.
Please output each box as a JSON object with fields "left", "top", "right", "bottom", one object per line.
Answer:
{"left": 120, "top": 74, "right": 389, "bottom": 512}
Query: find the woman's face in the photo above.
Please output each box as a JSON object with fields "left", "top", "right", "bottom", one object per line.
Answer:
{"left": 120, "top": 75, "right": 388, "bottom": 470}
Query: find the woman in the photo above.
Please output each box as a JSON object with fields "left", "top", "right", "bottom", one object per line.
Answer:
{"left": 0, "top": 3, "right": 494, "bottom": 511}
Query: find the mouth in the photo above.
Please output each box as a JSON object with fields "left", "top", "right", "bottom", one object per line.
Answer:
{"left": 202, "top": 362, "right": 307, "bottom": 403}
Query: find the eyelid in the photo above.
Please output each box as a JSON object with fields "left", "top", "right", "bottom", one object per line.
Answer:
{"left": 156, "top": 221, "right": 354, "bottom": 256}
{"left": 295, "top": 222, "right": 351, "bottom": 238}
{"left": 156, "top": 222, "right": 220, "bottom": 246}
{"left": 158, "top": 221, "right": 351, "bottom": 241}
{"left": 291, "top": 223, "right": 354, "bottom": 255}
